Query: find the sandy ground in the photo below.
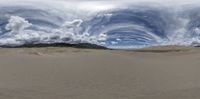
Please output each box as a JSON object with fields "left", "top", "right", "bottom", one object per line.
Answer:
{"left": 0, "top": 46, "right": 200, "bottom": 99}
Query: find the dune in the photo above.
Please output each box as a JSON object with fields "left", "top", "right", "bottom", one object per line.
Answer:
{"left": 0, "top": 46, "right": 199, "bottom": 99}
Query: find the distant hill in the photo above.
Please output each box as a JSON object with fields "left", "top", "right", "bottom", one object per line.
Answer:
{"left": 5, "top": 43, "right": 108, "bottom": 49}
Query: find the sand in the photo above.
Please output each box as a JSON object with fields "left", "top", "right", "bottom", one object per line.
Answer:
{"left": 0, "top": 46, "right": 200, "bottom": 99}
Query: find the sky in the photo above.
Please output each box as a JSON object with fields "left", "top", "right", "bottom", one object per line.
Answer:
{"left": 1, "top": 0, "right": 200, "bottom": 10}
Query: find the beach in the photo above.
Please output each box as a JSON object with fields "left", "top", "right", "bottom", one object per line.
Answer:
{"left": 0, "top": 46, "right": 199, "bottom": 99}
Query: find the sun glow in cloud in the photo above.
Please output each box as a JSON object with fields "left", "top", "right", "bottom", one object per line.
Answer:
{"left": 77, "top": 2, "right": 115, "bottom": 11}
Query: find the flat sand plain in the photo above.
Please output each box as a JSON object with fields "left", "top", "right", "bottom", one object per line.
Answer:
{"left": 0, "top": 46, "right": 199, "bottom": 99}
